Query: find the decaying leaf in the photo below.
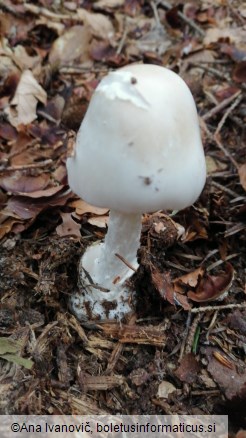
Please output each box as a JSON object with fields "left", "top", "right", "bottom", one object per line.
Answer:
{"left": 12, "top": 45, "right": 41, "bottom": 71}
{"left": 175, "top": 353, "right": 201, "bottom": 384}
{"left": 70, "top": 199, "right": 108, "bottom": 216}
{"left": 0, "top": 337, "right": 33, "bottom": 369}
{"left": 56, "top": 212, "right": 81, "bottom": 238}
{"left": 206, "top": 347, "right": 246, "bottom": 400}
{"left": 157, "top": 381, "right": 176, "bottom": 399}
{"left": 49, "top": 25, "right": 91, "bottom": 67}
{"left": 87, "top": 215, "right": 108, "bottom": 228}
{"left": 233, "top": 61, "right": 246, "bottom": 83}
{"left": 151, "top": 267, "right": 191, "bottom": 310}
{"left": 174, "top": 266, "right": 205, "bottom": 289}
{"left": 204, "top": 28, "right": 246, "bottom": 46}
{"left": 188, "top": 263, "right": 234, "bottom": 303}
{"left": 0, "top": 173, "right": 50, "bottom": 194}
{"left": 238, "top": 163, "right": 246, "bottom": 191}
{"left": 77, "top": 8, "right": 114, "bottom": 40}
{"left": 5, "top": 70, "right": 47, "bottom": 127}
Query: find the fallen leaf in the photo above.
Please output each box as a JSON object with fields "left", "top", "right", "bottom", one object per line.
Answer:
{"left": 129, "top": 368, "right": 150, "bottom": 386}
{"left": 16, "top": 185, "right": 64, "bottom": 199}
{"left": 175, "top": 353, "right": 201, "bottom": 384}
{"left": 49, "top": 25, "right": 91, "bottom": 67}
{"left": 227, "top": 310, "right": 246, "bottom": 337}
{"left": 94, "top": 0, "right": 124, "bottom": 9}
{"left": 1, "top": 353, "right": 33, "bottom": 369}
{"left": 204, "top": 28, "right": 246, "bottom": 46}
{"left": 4, "top": 188, "right": 71, "bottom": 220}
{"left": 174, "top": 267, "right": 205, "bottom": 288}
{"left": 239, "top": 164, "right": 246, "bottom": 191}
{"left": 5, "top": 70, "right": 47, "bottom": 127}
{"left": 205, "top": 347, "right": 246, "bottom": 400}
{"left": 233, "top": 61, "right": 246, "bottom": 83}
{"left": 88, "top": 215, "right": 108, "bottom": 228}
{"left": 77, "top": 9, "right": 114, "bottom": 40}
{"left": 188, "top": 263, "right": 234, "bottom": 302}
{"left": 0, "top": 173, "right": 50, "bottom": 194}
{"left": 236, "top": 431, "right": 246, "bottom": 438}
{"left": 206, "top": 156, "right": 227, "bottom": 174}
{"left": 220, "top": 43, "right": 246, "bottom": 62}
{"left": 70, "top": 199, "right": 108, "bottom": 216}
{"left": 12, "top": 45, "right": 41, "bottom": 71}
{"left": 56, "top": 212, "right": 81, "bottom": 238}
{"left": 0, "top": 337, "right": 33, "bottom": 369}
{"left": 0, "top": 337, "right": 22, "bottom": 354}
{"left": 157, "top": 381, "right": 176, "bottom": 399}
{"left": 151, "top": 267, "right": 191, "bottom": 310}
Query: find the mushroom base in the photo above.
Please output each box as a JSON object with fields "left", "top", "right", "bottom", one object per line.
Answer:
{"left": 69, "top": 243, "right": 136, "bottom": 321}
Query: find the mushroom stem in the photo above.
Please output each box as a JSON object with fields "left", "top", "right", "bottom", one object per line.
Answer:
{"left": 70, "top": 211, "right": 142, "bottom": 320}
{"left": 96, "top": 210, "right": 142, "bottom": 288}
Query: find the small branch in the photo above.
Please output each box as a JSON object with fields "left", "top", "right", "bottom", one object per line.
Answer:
{"left": 1, "top": 159, "right": 53, "bottom": 172}
{"left": 191, "top": 303, "right": 246, "bottom": 313}
{"left": 116, "top": 20, "right": 128, "bottom": 55}
{"left": 202, "top": 90, "right": 241, "bottom": 122}
{"left": 115, "top": 253, "right": 138, "bottom": 272}
{"left": 215, "top": 93, "right": 243, "bottom": 136}
{"left": 211, "top": 181, "right": 242, "bottom": 198}
{"left": 156, "top": 0, "right": 205, "bottom": 37}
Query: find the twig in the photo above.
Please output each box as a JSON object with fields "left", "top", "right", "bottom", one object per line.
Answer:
{"left": 156, "top": 0, "right": 205, "bottom": 36}
{"left": 211, "top": 181, "right": 241, "bottom": 198}
{"left": 207, "top": 253, "right": 239, "bottom": 271}
{"left": 116, "top": 20, "right": 128, "bottom": 55}
{"left": 202, "top": 90, "right": 241, "bottom": 122}
{"left": 191, "top": 303, "right": 246, "bottom": 313}
{"left": 151, "top": 1, "right": 162, "bottom": 27}
{"left": 185, "top": 313, "right": 201, "bottom": 354}
{"left": 213, "top": 136, "right": 239, "bottom": 169}
{"left": 178, "top": 312, "right": 192, "bottom": 361}
{"left": 215, "top": 93, "right": 243, "bottom": 136}
{"left": 23, "top": 3, "right": 73, "bottom": 20}
{"left": 1, "top": 159, "right": 53, "bottom": 172}
{"left": 115, "top": 253, "right": 138, "bottom": 272}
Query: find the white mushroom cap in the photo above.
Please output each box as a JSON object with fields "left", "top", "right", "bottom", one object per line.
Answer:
{"left": 67, "top": 64, "right": 206, "bottom": 214}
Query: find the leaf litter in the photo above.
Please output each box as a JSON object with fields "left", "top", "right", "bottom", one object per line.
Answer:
{"left": 0, "top": 0, "right": 245, "bottom": 433}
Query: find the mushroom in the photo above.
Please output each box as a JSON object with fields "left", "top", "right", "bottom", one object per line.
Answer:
{"left": 66, "top": 63, "right": 206, "bottom": 321}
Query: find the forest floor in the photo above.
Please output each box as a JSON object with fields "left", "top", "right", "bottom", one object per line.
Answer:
{"left": 0, "top": 0, "right": 245, "bottom": 435}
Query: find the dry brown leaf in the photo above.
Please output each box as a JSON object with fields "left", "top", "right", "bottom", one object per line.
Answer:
{"left": 77, "top": 9, "right": 114, "bottom": 40}
{"left": 175, "top": 353, "right": 201, "bottom": 384}
{"left": 204, "top": 28, "right": 246, "bottom": 46}
{"left": 12, "top": 45, "right": 41, "bottom": 71}
{"left": 0, "top": 174, "right": 50, "bottom": 194}
{"left": 236, "top": 431, "right": 246, "bottom": 438}
{"left": 49, "top": 25, "right": 91, "bottom": 67}
{"left": 88, "top": 215, "right": 108, "bottom": 228}
{"left": 94, "top": 0, "right": 124, "bottom": 9}
{"left": 238, "top": 164, "right": 246, "bottom": 191}
{"left": 151, "top": 267, "right": 191, "bottom": 310}
{"left": 205, "top": 347, "right": 246, "bottom": 400}
{"left": 188, "top": 263, "right": 234, "bottom": 303}
{"left": 174, "top": 267, "right": 205, "bottom": 288}
{"left": 5, "top": 70, "right": 47, "bottom": 127}
{"left": 157, "top": 381, "right": 176, "bottom": 399}
{"left": 70, "top": 199, "right": 108, "bottom": 216}
{"left": 16, "top": 185, "right": 64, "bottom": 199}
{"left": 206, "top": 156, "right": 227, "bottom": 174}
{"left": 56, "top": 212, "right": 81, "bottom": 238}
{"left": 233, "top": 61, "right": 246, "bottom": 83}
